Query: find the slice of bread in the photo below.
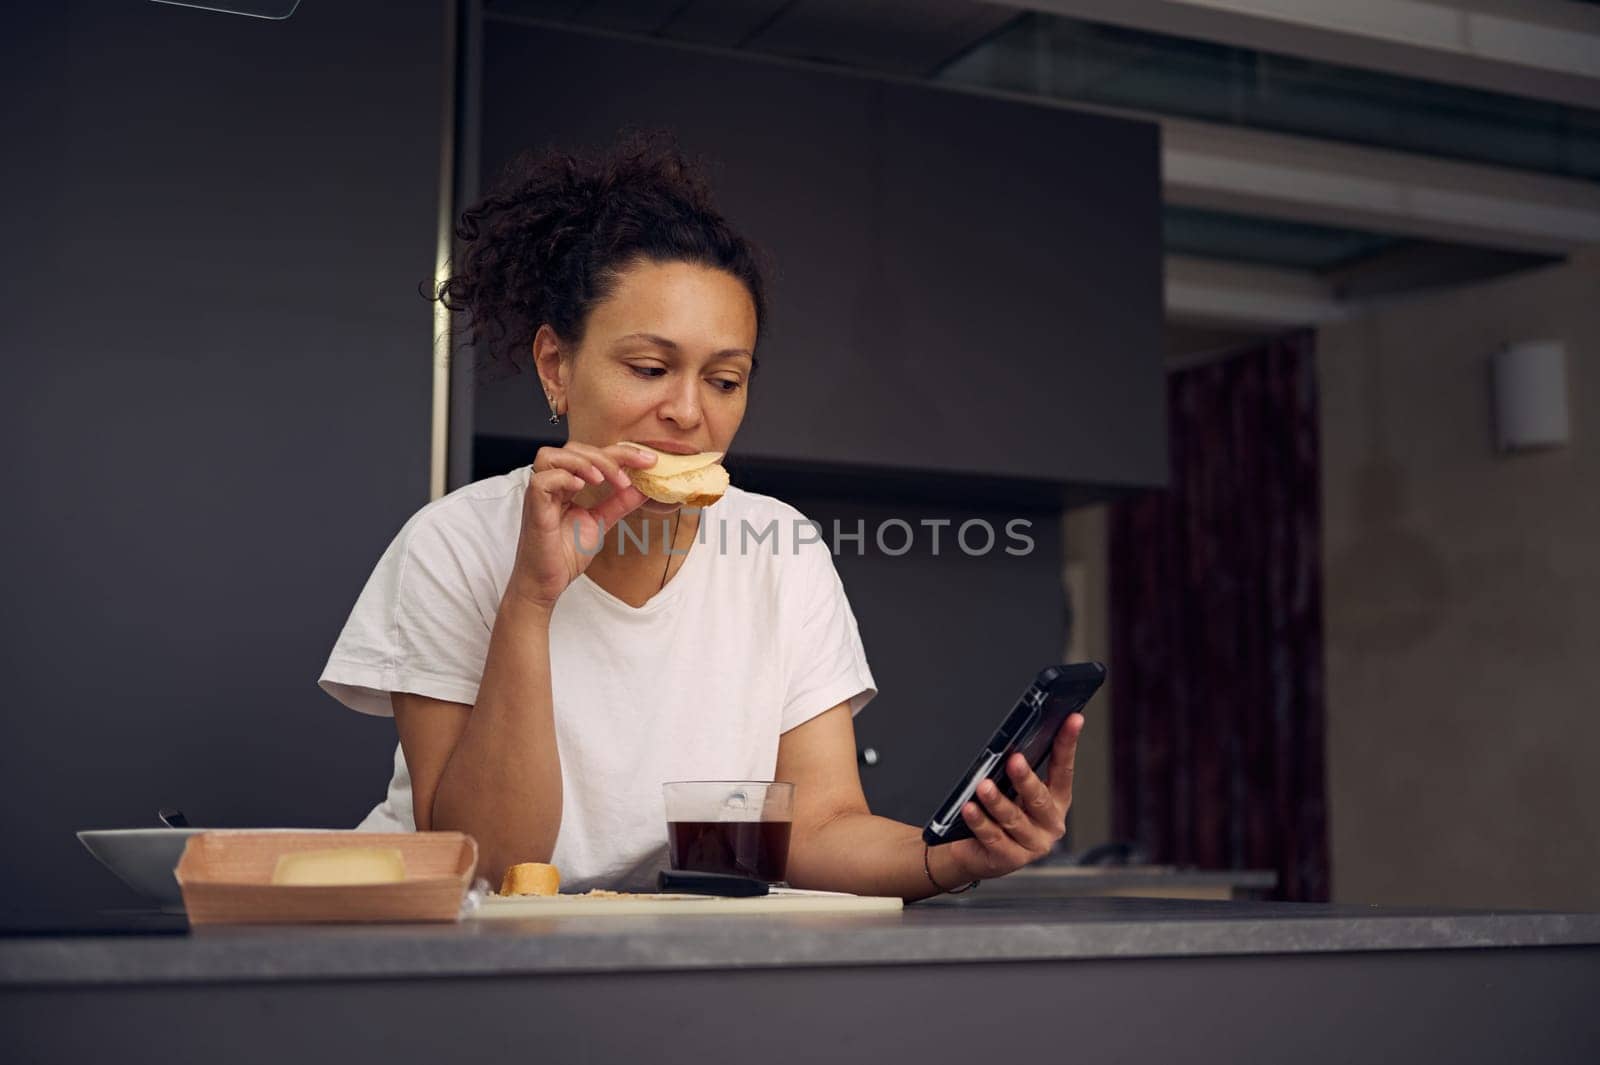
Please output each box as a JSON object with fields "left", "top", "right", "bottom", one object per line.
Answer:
{"left": 621, "top": 442, "right": 730, "bottom": 506}
{"left": 499, "top": 861, "right": 561, "bottom": 896}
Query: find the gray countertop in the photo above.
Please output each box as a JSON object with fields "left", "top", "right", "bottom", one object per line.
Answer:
{"left": 4, "top": 895, "right": 1598, "bottom": 988}
{"left": 990, "top": 865, "right": 1278, "bottom": 893}
{"left": 1007, "top": 865, "right": 1277, "bottom": 884}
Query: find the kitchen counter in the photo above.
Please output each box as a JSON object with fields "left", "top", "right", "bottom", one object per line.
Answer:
{"left": 983, "top": 864, "right": 1278, "bottom": 899}
{"left": 5, "top": 896, "right": 1598, "bottom": 1063}
{"left": 2, "top": 894, "right": 1592, "bottom": 985}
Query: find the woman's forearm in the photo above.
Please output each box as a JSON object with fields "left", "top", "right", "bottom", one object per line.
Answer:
{"left": 430, "top": 590, "right": 564, "bottom": 879}
{"left": 786, "top": 813, "right": 965, "bottom": 902}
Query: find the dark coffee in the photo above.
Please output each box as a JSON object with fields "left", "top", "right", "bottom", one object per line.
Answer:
{"left": 667, "top": 820, "right": 792, "bottom": 882}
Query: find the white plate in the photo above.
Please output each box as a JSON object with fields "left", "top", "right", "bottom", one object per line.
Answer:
{"left": 77, "top": 828, "right": 203, "bottom": 910}
{"left": 77, "top": 827, "right": 332, "bottom": 911}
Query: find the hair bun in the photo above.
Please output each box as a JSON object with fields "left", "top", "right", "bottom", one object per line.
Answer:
{"left": 431, "top": 130, "right": 769, "bottom": 380}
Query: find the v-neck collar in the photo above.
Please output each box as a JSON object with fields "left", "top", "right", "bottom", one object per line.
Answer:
{"left": 572, "top": 495, "right": 722, "bottom": 615}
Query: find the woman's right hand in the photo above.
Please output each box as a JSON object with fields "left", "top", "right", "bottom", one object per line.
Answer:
{"left": 509, "top": 441, "right": 658, "bottom": 609}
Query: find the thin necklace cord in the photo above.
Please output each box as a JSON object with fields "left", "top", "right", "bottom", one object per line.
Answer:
{"left": 658, "top": 509, "right": 682, "bottom": 592}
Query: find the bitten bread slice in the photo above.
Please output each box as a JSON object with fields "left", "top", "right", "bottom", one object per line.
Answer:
{"left": 499, "top": 861, "right": 561, "bottom": 896}
{"left": 631, "top": 462, "right": 729, "bottom": 506}
{"left": 620, "top": 442, "right": 730, "bottom": 506}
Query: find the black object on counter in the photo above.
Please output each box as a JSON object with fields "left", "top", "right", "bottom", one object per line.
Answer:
{"left": 658, "top": 870, "right": 770, "bottom": 897}
{"left": 0, "top": 909, "right": 189, "bottom": 937}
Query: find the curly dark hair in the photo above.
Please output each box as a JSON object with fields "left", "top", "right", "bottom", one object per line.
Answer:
{"left": 433, "top": 130, "right": 770, "bottom": 377}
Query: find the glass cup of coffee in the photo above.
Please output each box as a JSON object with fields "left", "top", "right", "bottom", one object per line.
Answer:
{"left": 662, "top": 781, "right": 795, "bottom": 884}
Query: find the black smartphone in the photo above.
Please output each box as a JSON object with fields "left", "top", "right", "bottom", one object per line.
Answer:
{"left": 921, "top": 662, "right": 1105, "bottom": 846}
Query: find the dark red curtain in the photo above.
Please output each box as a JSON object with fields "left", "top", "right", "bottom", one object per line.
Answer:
{"left": 1109, "top": 329, "right": 1329, "bottom": 902}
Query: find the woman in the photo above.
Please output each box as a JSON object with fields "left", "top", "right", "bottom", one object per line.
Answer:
{"left": 319, "top": 134, "right": 1084, "bottom": 899}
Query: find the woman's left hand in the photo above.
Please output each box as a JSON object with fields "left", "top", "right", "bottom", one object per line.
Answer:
{"left": 936, "top": 713, "right": 1084, "bottom": 886}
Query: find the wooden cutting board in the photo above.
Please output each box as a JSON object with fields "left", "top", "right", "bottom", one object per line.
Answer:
{"left": 472, "top": 888, "right": 903, "bottom": 918}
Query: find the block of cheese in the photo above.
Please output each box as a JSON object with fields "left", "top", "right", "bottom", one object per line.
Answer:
{"left": 270, "top": 847, "right": 408, "bottom": 886}
{"left": 499, "top": 861, "right": 561, "bottom": 896}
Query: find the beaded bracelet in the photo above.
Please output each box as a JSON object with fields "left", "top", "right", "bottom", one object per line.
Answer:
{"left": 922, "top": 842, "right": 979, "bottom": 895}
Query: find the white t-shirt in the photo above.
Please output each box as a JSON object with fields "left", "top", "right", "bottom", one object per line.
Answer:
{"left": 317, "top": 472, "right": 877, "bottom": 892}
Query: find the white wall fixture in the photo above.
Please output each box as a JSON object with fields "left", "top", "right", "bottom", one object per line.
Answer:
{"left": 1491, "top": 340, "right": 1570, "bottom": 452}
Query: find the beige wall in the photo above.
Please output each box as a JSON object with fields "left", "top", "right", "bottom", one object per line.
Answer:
{"left": 1063, "top": 506, "right": 1114, "bottom": 852}
{"left": 1069, "top": 252, "right": 1600, "bottom": 904}
{"left": 1319, "top": 250, "right": 1600, "bottom": 910}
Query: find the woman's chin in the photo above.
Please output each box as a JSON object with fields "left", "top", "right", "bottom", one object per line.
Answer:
{"left": 636, "top": 496, "right": 680, "bottom": 516}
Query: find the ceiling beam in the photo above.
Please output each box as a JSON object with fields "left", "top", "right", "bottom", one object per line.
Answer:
{"left": 1008, "top": 0, "right": 1600, "bottom": 109}
{"left": 1159, "top": 116, "right": 1600, "bottom": 257}
{"left": 946, "top": 73, "right": 1600, "bottom": 255}
{"left": 1165, "top": 254, "right": 1348, "bottom": 327}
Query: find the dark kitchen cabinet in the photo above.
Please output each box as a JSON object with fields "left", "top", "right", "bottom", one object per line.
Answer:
{"left": 4, "top": 0, "right": 446, "bottom": 913}
{"left": 472, "top": 24, "right": 1166, "bottom": 498}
